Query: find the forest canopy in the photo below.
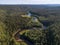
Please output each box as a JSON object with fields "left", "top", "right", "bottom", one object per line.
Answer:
{"left": 0, "top": 5, "right": 60, "bottom": 45}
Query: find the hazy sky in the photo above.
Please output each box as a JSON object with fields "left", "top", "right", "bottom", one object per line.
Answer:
{"left": 0, "top": 0, "right": 60, "bottom": 4}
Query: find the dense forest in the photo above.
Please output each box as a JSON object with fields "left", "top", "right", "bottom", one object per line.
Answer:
{"left": 0, "top": 5, "right": 60, "bottom": 45}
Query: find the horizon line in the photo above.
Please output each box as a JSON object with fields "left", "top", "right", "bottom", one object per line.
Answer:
{"left": 0, "top": 4, "right": 60, "bottom": 5}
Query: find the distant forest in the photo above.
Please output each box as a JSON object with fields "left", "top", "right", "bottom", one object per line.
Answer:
{"left": 0, "top": 5, "right": 60, "bottom": 45}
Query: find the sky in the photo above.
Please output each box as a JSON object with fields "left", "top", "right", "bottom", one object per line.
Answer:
{"left": 0, "top": 0, "right": 60, "bottom": 4}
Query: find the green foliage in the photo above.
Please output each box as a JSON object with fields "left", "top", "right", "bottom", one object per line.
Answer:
{"left": 22, "top": 29, "right": 47, "bottom": 45}
{"left": 27, "top": 17, "right": 43, "bottom": 28}
{"left": 0, "top": 22, "right": 6, "bottom": 41}
{"left": 0, "top": 9, "right": 7, "bottom": 22}
{"left": 0, "top": 5, "right": 60, "bottom": 45}
{"left": 47, "top": 22, "right": 60, "bottom": 45}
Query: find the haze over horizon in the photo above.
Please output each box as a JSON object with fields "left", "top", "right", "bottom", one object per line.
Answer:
{"left": 0, "top": 0, "right": 60, "bottom": 5}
